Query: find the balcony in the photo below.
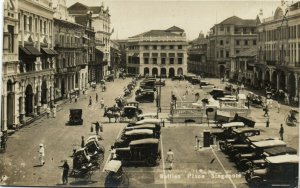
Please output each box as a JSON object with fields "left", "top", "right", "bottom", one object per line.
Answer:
{"left": 55, "top": 42, "right": 83, "bottom": 48}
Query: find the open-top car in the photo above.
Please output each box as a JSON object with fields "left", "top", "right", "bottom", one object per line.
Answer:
{"left": 245, "top": 154, "right": 298, "bottom": 187}
{"left": 68, "top": 109, "right": 83, "bottom": 125}
{"left": 114, "top": 138, "right": 161, "bottom": 166}
{"left": 114, "top": 129, "right": 155, "bottom": 148}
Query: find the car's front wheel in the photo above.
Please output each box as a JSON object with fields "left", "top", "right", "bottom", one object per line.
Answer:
{"left": 145, "top": 157, "right": 156, "bottom": 167}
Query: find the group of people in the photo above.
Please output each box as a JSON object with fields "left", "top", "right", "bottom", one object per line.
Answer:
{"left": 88, "top": 94, "right": 105, "bottom": 109}
{"left": 46, "top": 104, "right": 57, "bottom": 118}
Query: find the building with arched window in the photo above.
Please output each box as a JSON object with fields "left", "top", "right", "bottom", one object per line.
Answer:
{"left": 126, "top": 26, "right": 188, "bottom": 78}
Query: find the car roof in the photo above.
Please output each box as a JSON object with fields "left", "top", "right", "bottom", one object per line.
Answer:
{"left": 251, "top": 140, "right": 286, "bottom": 148}
{"left": 233, "top": 127, "right": 260, "bottom": 133}
{"left": 130, "top": 138, "right": 159, "bottom": 145}
{"left": 124, "top": 106, "right": 137, "bottom": 109}
{"left": 138, "top": 113, "right": 157, "bottom": 118}
{"left": 135, "top": 119, "right": 160, "bottom": 124}
{"left": 125, "top": 129, "right": 153, "bottom": 135}
{"left": 263, "top": 146, "right": 297, "bottom": 156}
{"left": 103, "top": 160, "right": 122, "bottom": 172}
{"left": 222, "top": 122, "right": 245, "bottom": 128}
{"left": 211, "top": 88, "right": 224, "bottom": 91}
{"left": 266, "top": 154, "right": 299, "bottom": 164}
{"left": 247, "top": 135, "right": 279, "bottom": 142}
{"left": 125, "top": 124, "right": 156, "bottom": 129}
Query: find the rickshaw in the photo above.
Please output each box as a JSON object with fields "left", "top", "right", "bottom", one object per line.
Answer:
{"left": 114, "top": 129, "right": 155, "bottom": 148}
{"left": 71, "top": 148, "right": 95, "bottom": 178}
{"left": 286, "top": 109, "right": 299, "bottom": 126}
{"left": 68, "top": 109, "right": 83, "bottom": 125}
{"left": 245, "top": 154, "right": 298, "bottom": 187}
{"left": 114, "top": 138, "right": 161, "bottom": 167}
{"left": 104, "top": 160, "right": 129, "bottom": 188}
{"left": 85, "top": 139, "right": 105, "bottom": 158}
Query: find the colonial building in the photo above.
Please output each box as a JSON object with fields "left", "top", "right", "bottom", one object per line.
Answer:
{"left": 2, "top": 0, "right": 19, "bottom": 131}
{"left": 68, "top": 2, "right": 111, "bottom": 78}
{"left": 207, "top": 16, "right": 258, "bottom": 78}
{"left": 187, "top": 32, "right": 209, "bottom": 76}
{"left": 53, "top": 0, "right": 88, "bottom": 101}
{"left": 11, "top": 0, "right": 56, "bottom": 128}
{"left": 255, "top": 1, "right": 300, "bottom": 99}
{"left": 110, "top": 40, "right": 121, "bottom": 77}
{"left": 126, "top": 26, "right": 188, "bottom": 77}
{"left": 114, "top": 39, "right": 128, "bottom": 72}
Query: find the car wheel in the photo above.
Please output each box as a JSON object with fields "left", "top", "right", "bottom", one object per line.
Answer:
{"left": 219, "top": 143, "right": 226, "bottom": 151}
{"left": 249, "top": 176, "right": 263, "bottom": 186}
{"left": 145, "top": 157, "right": 156, "bottom": 167}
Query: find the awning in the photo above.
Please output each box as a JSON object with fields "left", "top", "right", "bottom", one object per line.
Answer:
{"left": 133, "top": 53, "right": 139, "bottom": 57}
{"left": 160, "top": 53, "right": 167, "bottom": 57}
{"left": 169, "top": 53, "right": 175, "bottom": 57}
{"left": 74, "top": 35, "right": 80, "bottom": 39}
{"left": 83, "top": 36, "right": 90, "bottom": 40}
{"left": 50, "top": 49, "right": 58, "bottom": 55}
{"left": 19, "top": 46, "right": 42, "bottom": 56}
{"left": 41, "top": 48, "right": 57, "bottom": 55}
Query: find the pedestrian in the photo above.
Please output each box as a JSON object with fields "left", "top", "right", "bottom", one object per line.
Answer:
{"left": 75, "top": 94, "right": 78, "bottom": 102}
{"left": 38, "top": 144, "right": 45, "bottom": 166}
{"left": 95, "top": 121, "right": 100, "bottom": 135}
{"left": 52, "top": 104, "right": 57, "bottom": 118}
{"left": 241, "top": 83, "right": 244, "bottom": 91}
{"left": 69, "top": 92, "right": 72, "bottom": 103}
{"left": 263, "top": 104, "right": 269, "bottom": 117}
{"left": 88, "top": 96, "right": 92, "bottom": 106}
{"left": 46, "top": 105, "right": 51, "bottom": 118}
{"left": 237, "top": 87, "right": 240, "bottom": 94}
{"left": 100, "top": 98, "right": 104, "bottom": 109}
{"left": 81, "top": 136, "right": 85, "bottom": 148}
{"left": 279, "top": 124, "right": 284, "bottom": 140}
{"left": 61, "top": 160, "right": 69, "bottom": 185}
{"left": 96, "top": 93, "right": 98, "bottom": 102}
{"left": 166, "top": 149, "right": 174, "bottom": 170}
{"left": 276, "top": 101, "right": 281, "bottom": 113}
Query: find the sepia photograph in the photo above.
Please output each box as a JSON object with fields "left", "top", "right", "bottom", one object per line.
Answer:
{"left": 0, "top": 0, "right": 299, "bottom": 187}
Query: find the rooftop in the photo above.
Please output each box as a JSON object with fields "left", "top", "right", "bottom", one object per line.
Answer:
{"left": 219, "top": 16, "right": 256, "bottom": 27}
{"left": 130, "top": 26, "right": 185, "bottom": 38}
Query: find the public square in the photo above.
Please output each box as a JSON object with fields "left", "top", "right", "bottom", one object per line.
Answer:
{"left": 0, "top": 77, "right": 298, "bottom": 187}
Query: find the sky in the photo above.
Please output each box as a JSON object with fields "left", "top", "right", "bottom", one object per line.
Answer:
{"left": 66, "top": 0, "right": 282, "bottom": 40}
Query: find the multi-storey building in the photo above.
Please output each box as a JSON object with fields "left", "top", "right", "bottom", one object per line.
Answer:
{"left": 114, "top": 39, "right": 128, "bottom": 73}
{"left": 68, "top": 2, "right": 111, "bottom": 79}
{"left": 53, "top": 0, "right": 88, "bottom": 101}
{"left": 126, "top": 26, "right": 188, "bottom": 77}
{"left": 14, "top": 0, "right": 56, "bottom": 128}
{"left": 187, "top": 32, "right": 209, "bottom": 76}
{"left": 256, "top": 1, "right": 300, "bottom": 99}
{"left": 110, "top": 40, "right": 121, "bottom": 77}
{"left": 207, "top": 16, "right": 257, "bottom": 78}
{"left": 2, "top": 0, "right": 19, "bottom": 131}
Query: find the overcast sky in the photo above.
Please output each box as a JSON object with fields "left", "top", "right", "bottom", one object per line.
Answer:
{"left": 66, "top": 0, "right": 282, "bottom": 40}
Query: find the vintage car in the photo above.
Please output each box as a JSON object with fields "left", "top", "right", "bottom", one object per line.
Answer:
{"left": 215, "top": 111, "right": 238, "bottom": 127}
{"left": 191, "top": 76, "right": 201, "bottom": 85}
{"left": 68, "top": 109, "right": 83, "bottom": 125}
{"left": 140, "top": 80, "right": 156, "bottom": 90}
{"left": 235, "top": 140, "right": 286, "bottom": 170}
{"left": 172, "top": 75, "right": 184, "bottom": 81}
{"left": 137, "top": 113, "right": 158, "bottom": 121}
{"left": 219, "top": 127, "right": 260, "bottom": 153}
{"left": 211, "top": 122, "right": 245, "bottom": 140}
{"left": 199, "top": 81, "right": 213, "bottom": 88}
{"left": 114, "top": 138, "right": 161, "bottom": 166}
{"left": 128, "top": 118, "right": 161, "bottom": 126}
{"left": 135, "top": 90, "right": 155, "bottom": 103}
{"left": 120, "top": 103, "right": 143, "bottom": 120}
{"left": 114, "top": 129, "right": 155, "bottom": 148}
{"left": 209, "top": 88, "right": 231, "bottom": 100}
{"left": 124, "top": 124, "right": 161, "bottom": 138}
{"left": 247, "top": 146, "right": 297, "bottom": 169}
{"left": 245, "top": 154, "right": 299, "bottom": 187}
{"left": 231, "top": 114, "right": 256, "bottom": 128}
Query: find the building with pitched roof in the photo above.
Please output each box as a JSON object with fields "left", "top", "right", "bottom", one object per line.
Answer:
{"left": 255, "top": 1, "right": 300, "bottom": 101}
{"left": 126, "top": 26, "right": 188, "bottom": 77}
{"left": 207, "top": 16, "right": 258, "bottom": 78}
{"left": 68, "top": 2, "right": 111, "bottom": 80}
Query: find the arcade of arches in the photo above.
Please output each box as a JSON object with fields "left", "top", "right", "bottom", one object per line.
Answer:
{"left": 142, "top": 67, "right": 185, "bottom": 77}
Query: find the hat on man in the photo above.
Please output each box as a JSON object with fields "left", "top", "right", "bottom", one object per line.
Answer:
{"left": 39, "top": 144, "right": 43, "bottom": 147}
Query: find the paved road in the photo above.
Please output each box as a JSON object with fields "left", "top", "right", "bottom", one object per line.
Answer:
{"left": 0, "top": 78, "right": 298, "bottom": 188}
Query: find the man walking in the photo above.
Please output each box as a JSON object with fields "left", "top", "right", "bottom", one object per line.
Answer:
{"left": 88, "top": 96, "right": 92, "bottom": 106}
{"left": 166, "top": 149, "right": 174, "bottom": 170}
{"left": 263, "top": 104, "right": 269, "bottom": 117}
{"left": 61, "top": 160, "right": 69, "bottom": 185}
{"left": 81, "top": 136, "right": 85, "bottom": 148}
{"left": 279, "top": 124, "right": 284, "bottom": 140}
{"left": 277, "top": 101, "right": 281, "bottom": 113}
{"left": 94, "top": 121, "right": 101, "bottom": 135}
{"left": 96, "top": 93, "right": 98, "bottom": 103}
{"left": 38, "top": 144, "right": 45, "bottom": 166}
{"left": 100, "top": 98, "right": 104, "bottom": 109}
{"left": 75, "top": 94, "right": 78, "bottom": 103}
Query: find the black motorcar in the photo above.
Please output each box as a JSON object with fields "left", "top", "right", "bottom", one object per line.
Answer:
{"left": 68, "top": 109, "right": 83, "bottom": 125}
{"left": 135, "top": 91, "right": 155, "bottom": 103}
{"left": 114, "top": 129, "right": 155, "bottom": 148}
{"left": 209, "top": 89, "right": 231, "bottom": 100}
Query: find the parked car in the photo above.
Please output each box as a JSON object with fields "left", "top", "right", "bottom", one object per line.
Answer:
{"left": 135, "top": 90, "right": 155, "bottom": 103}
{"left": 124, "top": 124, "right": 161, "bottom": 138}
{"left": 114, "top": 138, "right": 161, "bottom": 166}
{"left": 199, "top": 81, "right": 213, "bottom": 88}
{"left": 245, "top": 154, "right": 298, "bottom": 187}
{"left": 137, "top": 113, "right": 158, "bottom": 121}
{"left": 128, "top": 118, "right": 161, "bottom": 127}
{"left": 231, "top": 114, "right": 256, "bottom": 128}
{"left": 114, "top": 129, "right": 155, "bottom": 148}
{"left": 209, "top": 88, "right": 231, "bottom": 100}
{"left": 211, "top": 122, "right": 245, "bottom": 140}
{"left": 68, "top": 109, "right": 83, "bottom": 125}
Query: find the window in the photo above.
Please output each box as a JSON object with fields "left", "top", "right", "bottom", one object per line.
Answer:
{"left": 4, "top": 25, "right": 15, "bottom": 52}
{"left": 236, "top": 50, "right": 240, "bottom": 54}
{"left": 153, "top": 45, "right": 157, "bottom": 50}
{"left": 251, "top": 28, "right": 255, "bottom": 34}
{"left": 35, "top": 18, "right": 38, "bottom": 32}
{"left": 227, "top": 27, "right": 230, "bottom": 32}
{"left": 220, "top": 27, "right": 224, "bottom": 31}
{"left": 220, "top": 40, "right": 223, "bottom": 45}
{"left": 226, "top": 51, "right": 229, "bottom": 58}
{"left": 28, "top": 17, "right": 32, "bottom": 31}
{"left": 40, "top": 20, "right": 42, "bottom": 33}
{"left": 23, "top": 15, "right": 27, "bottom": 31}
{"left": 243, "top": 28, "right": 247, "bottom": 34}
{"left": 144, "top": 58, "right": 149, "bottom": 64}
{"left": 178, "top": 45, "right": 182, "bottom": 49}
{"left": 161, "top": 45, "right": 165, "bottom": 50}
{"left": 144, "top": 45, "right": 148, "bottom": 50}
{"left": 236, "top": 40, "right": 240, "bottom": 45}
{"left": 253, "top": 40, "right": 256, "bottom": 45}
{"left": 170, "top": 58, "right": 174, "bottom": 64}
{"left": 220, "top": 50, "right": 224, "bottom": 58}
{"left": 169, "top": 45, "right": 174, "bottom": 49}
{"left": 178, "top": 58, "right": 183, "bottom": 64}
{"left": 161, "top": 58, "right": 166, "bottom": 64}
{"left": 226, "top": 40, "right": 229, "bottom": 45}
{"left": 245, "top": 40, "right": 248, "bottom": 46}
{"left": 18, "top": 13, "right": 20, "bottom": 28}
{"left": 152, "top": 58, "right": 157, "bottom": 64}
